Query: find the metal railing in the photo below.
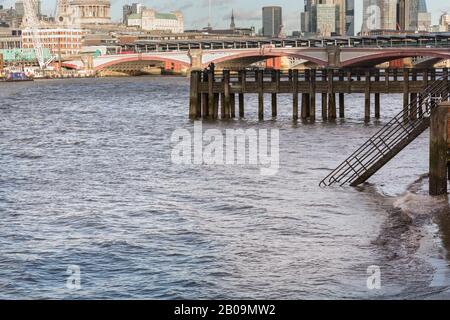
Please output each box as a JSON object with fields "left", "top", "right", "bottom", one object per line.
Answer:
{"left": 320, "top": 76, "right": 450, "bottom": 187}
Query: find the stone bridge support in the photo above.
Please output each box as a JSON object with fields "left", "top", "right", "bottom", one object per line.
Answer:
{"left": 188, "top": 49, "right": 203, "bottom": 72}
{"left": 326, "top": 46, "right": 341, "bottom": 68}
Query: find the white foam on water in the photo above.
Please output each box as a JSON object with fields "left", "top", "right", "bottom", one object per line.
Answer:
{"left": 393, "top": 192, "right": 448, "bottom": 217}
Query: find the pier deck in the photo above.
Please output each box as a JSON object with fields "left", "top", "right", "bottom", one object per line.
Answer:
{"left": 189, "top": 68, "right": 449, "bottom": 122}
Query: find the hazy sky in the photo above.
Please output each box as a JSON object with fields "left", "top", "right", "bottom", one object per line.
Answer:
{"left": 0, "top": 0, "right": 448, "bottom": 33}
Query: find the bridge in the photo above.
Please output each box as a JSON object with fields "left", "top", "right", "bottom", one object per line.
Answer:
{"left": 63, "top": 45, "right": 450, "bottom": 74}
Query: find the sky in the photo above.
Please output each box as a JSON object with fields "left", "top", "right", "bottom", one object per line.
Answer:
{"left": 0, "top": 0, "right": 448, "bottom": 33}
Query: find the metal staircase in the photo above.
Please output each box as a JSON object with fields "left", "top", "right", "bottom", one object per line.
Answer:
{"left": 320, "top": 76, "right": 450, "bottom": 187}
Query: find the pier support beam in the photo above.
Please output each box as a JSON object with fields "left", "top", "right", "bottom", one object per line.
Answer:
{"left": 223, "top": 70, "right": 231, "bottom": 119}
{"left": 208, "top": 70, "right": 215, "bottom": 119}
{"left": 293, "top": 69, "right": 299, "bottom": 120}
{"left": 364, "top": 70, "right": 371, "bottom": 123}
{"left": 338, "top": 72, "right": 344, "bottom": 118}
{"left": 239, "top": 70, "right": 245, "bottom": 118}
{"left": 374, "top": 71, "right": 380, "bottom": 119}
{"left": 189, "top": 70, "right": 201, "bottom": 119}
{"left": 310, "top": 69, "right": 316, "bottom": 122}
{"left": 257, "top": 70, "right": 264, "bottom": 120}
{"left": 410, "top": 70, "right": 417, "bottom": 121}
{"left": 322, "top": 70, "right": 328, "bottom": 121}
{"left": 375, "top": 93, "right": 380, "bottom": 119}
{"left": 328, "top": 69, "right": 336, "bottom": 120}
{"left": 272, "top": 70, "right": 279, "bottom": 118}
{"left": 230, "top": 93, "right": 236, "bottom": 118}
{"left": 403, "top": 68, "right": 410, "bottom": 122}
{"left": 429, "top": 102, "right": 450, "bottom": 196}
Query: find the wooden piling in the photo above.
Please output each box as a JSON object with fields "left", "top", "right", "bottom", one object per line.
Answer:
{"left": 293, "top": 69, "right": 299, "bottom": 120}
{"left": 364, "top": 70, "right": 371, "bottom": 123}
{"left": 429, "top": 103, "right": 450, "bottom": 196}
{"left": 201, "top": 92, "right": 209, "bottom": 118}
{"left": 208, "top": 70, "right": 215, "bottom": 119}
{"left": 189, "top": 70, "right": 200, "bottom": 119}
{"left": 223, "top": 70, "right": 231, "bottom": 119}
{"left": 257, "top": 70, "right": 264, "bottom": 120}
{"left": 220, "top": 92, "right": 226, "bottom": 119}
{"left": 239, "top": 70, "right": 245, "bottom": 118}
{"left": 322, "top": 70, "right": 328, "bottom": 121}
{"left": 328, "top": 69, "right": 336, "bottom": 120}
{"left": 403, "top": 68, "right": 409, "bottom": 122}
{"left": 310, "top": 69, "right": 316, "bottom": 122}
{"left": 272, "top": 69, "right": 279, "bottom": 117}
{"left": 338, "top": 72, "right": 344, "bottom": 118}
{"left": 410, "top": 69, "right": 417, "bottom": 121}
{"left": 374, "top": 71, "right": 380, "bottom": 119}
{"left": 230, "top": 93, "right": 236, "bottom": 118}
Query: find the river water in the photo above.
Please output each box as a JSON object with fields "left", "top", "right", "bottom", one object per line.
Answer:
{"left": 1, "top": 76, "right": 450, "bottom": 299}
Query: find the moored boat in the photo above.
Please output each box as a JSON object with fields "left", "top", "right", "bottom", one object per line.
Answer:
{"left": 4, "top": 71, "right": 34, "bottom": 82}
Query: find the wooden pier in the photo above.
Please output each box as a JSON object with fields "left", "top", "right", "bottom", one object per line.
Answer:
{"left": 189, "top": 68, "right": 449, "bottom": 122}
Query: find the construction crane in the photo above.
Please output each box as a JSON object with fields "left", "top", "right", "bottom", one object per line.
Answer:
{"left": 22, "top": 0, "right": 54, "bottom": 69}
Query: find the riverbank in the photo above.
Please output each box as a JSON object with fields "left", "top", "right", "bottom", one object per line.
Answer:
{"left": 372, "top": 175, "right": 450, "bottom": 299}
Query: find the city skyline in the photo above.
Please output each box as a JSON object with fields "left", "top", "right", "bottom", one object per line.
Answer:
{"left": 0, "top": 0, "right": 447, "bottom": 32}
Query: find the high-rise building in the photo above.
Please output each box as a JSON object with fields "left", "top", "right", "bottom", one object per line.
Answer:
{"left": 15, "top": 0, "right": 42, "bottom": 18}
{"left": 315, "top": 3, "right": 338, "bottom": 36}
{"left": 417, "top": 0, "right": 430, "bottom": 30}
{"left": 440, "top": 12, "right": 450, "bottom": 31}
{"left": 334, "top": 0, "right": 346, "bottom": 36}
{"left": 361, "top": 0, "right": 397, "bottom": 33}
{"left": 123, "top": 5, "right": 132, "bottom": 25}
{"left": 262, "top": 6, "right": 282, "bottom": 37}
{"left": 418, "top": 0, "right": 427, "bottom": 12}
{"left": 302, "top": 0, "right": 354, "bottom": 36}
{"left": 398, "top": 0, "right": 419, "bottom": 31}
{"left": 301, "top": 0, "right": 315, "bottom": 33}
{"left": 131, "top": 3, "right": 144, "bottom": 15}
{"left": 345, "top": 0, "right": 355, "bottom": 35}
